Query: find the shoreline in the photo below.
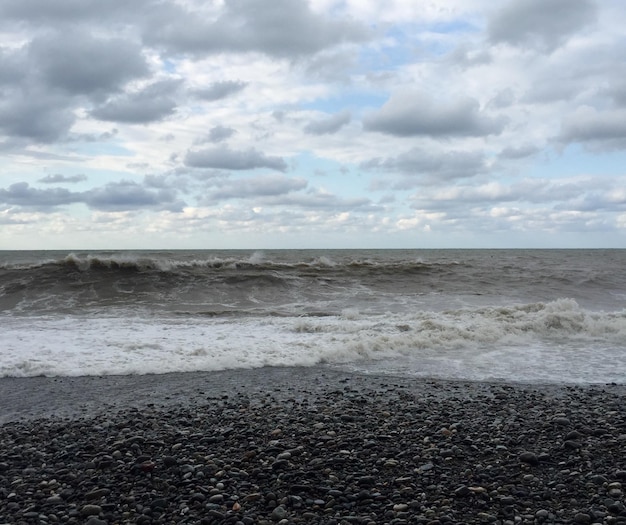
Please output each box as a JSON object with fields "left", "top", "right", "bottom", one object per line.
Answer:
{"left": 1, "top": 368, "right": 626, "bottom": 524}
{"left": 2, "top": 366, "right": 624, "bottom": 424}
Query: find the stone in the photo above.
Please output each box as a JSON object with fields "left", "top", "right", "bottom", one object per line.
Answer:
{"left": 519, "top": 451, "right": 539, "bottom": 465}
{"left": 271, "top": 505, "right": 287, "bottom": 521}
{"left": 80, "top": 505, "right": 102, "bottom": 517}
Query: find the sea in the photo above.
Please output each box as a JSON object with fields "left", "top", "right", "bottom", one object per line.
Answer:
{"left": 1, "top": 249, "right": 625, "bottom": 384}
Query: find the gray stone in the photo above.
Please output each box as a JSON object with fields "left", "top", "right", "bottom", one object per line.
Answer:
{"left": 80, "top": 505, "right": 102, "bottom": 517}
{"left": 519, "top": 451, "right": 539, "bottom": 465}
{"left": 271, "top": 505, "right": 287, "bottom": 521}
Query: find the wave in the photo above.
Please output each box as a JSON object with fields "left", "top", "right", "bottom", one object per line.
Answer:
{"left": 0, "top": 251, "right": 461, "bottom": 313}
{"left": 2, "top": 299, "right": 625, "bottom": 382}
{"left": 3, "top": 250, "right": 624, "bottom": 318}
{"left": 0, "top": 251, "right": 452, "bottom": 274}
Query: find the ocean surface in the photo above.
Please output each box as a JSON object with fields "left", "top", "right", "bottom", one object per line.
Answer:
{"left": 1, "top": 249, "right": 625, "bottom": 383}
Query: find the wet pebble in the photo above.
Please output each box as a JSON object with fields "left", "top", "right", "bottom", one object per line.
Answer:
{"left": 0, "top": 377, "right": 625, "bottom": 525}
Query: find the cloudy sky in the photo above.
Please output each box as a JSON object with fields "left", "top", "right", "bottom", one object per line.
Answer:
{"left": 1, "top": 0, "right": 625, "bottom": 249}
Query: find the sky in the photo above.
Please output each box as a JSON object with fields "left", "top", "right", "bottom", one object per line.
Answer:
{"left": 1, "top": 0, "right": 626, "bottom": 250}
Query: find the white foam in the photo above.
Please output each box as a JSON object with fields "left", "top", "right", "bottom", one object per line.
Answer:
{"left": 2, "top": 299, "right": 625, "bottom": 382}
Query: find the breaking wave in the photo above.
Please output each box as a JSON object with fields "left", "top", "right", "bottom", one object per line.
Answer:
{"left": 1, "top": 298, "right": 625, "bottom": 381}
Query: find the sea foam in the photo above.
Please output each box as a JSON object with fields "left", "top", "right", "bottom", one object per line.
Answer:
{"left": 2, "top": 299, "right": 625, "bottom": 382}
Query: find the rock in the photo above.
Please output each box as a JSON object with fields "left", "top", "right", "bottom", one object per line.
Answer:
{"left": 150, "top": 497, "right": 168, "bottom": 510}
{"left": 1, "top": 376, "right": 625, "bottom": 525}
{"left": 519, "top": 451, "right": 539, "bottom": 465}
{"left": 80, "top": 505, "right": 102, "bottom": 517}
{"left": 357, "top": 475, "right": 377, "bottom": 487}
{"left": 85, "top": 488, "right": 111, "bottom": 500}
{"left": 535, "top": 509, "right": 550, "bottom": 520}
{"left": 271, "top": 505, "right": 287, "bottom": 521}
{"left": 454, "top": 485, "right": 471, "bottom": 497}
{"left": 85, "top": 518, "right": 108, "bottom": 525}
{"left": 162, "top": 455, "right": 178, "bottom": 467}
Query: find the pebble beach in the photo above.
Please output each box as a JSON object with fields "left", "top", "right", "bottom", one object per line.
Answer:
{"left": 1, "top": 367, "right": 626, "bottom": 525}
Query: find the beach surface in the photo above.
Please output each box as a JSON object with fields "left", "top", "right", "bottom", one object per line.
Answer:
{"left": 1, "top": 367, "right": 626, "bottom": 524}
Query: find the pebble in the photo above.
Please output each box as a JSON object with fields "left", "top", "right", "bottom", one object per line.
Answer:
{"left": 519, "top": 451, "right": 539, "bottom": 465}
{"left": 0, "top": 377, "right": 624, "bottom": 525}
{"left": 271, "top": 505, "right": 287, "bottom": 521}
{"left": 80, "top": 504, "right": 102, "bottom": 516}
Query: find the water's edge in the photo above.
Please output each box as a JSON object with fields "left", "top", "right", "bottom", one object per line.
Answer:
{"left": 2, "top": 366, "right": 624, "bottom": 424}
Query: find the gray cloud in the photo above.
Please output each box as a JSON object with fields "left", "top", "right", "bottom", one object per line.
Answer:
{"left": 0, "top": 179, "right": 184, "bottom": 212}
{"left": 410, "top": 179, "right": 605, "bottom": 214}
{"left": 558, "top": 107, "right": 626, "bottom": 150}
{"left": 185, "top": 147, "right": 288, "bottom": 172}
{"left": 28, "top": 30, "right": 149, "bottom": 97}
{"left": 91, "top": 80, "right": 180, "bottom": 123}
{"left": 85, "top": 180, "right": 184, "bottom": 211}
{"left": 263, "top": 190, "right": 374, "bottom": 211}
{"left": 142, "top": 0, "right": 371, "bottom": 58}
{"left": 0, "top": 88, "right": 76, "bottom": 142}
{"left": 0, "top": 28, "right": 149, "bottom": 144}
{"left": 38, "top": 173, "right": 88, "bottom": 184}
{"left": 208, "top": 174, "right": 307, "bottom": 200}
{"left": 364, "top": 148, "right": 489, "bottom": 187}
{"left": 0, "top": 46, "right": 26, "bottom": 85}
{"left": 487, "top": 89, "right": 516, "bottom": 109}
{"left": 499, "top": 144, "right": 540, "bottom": 159}
{"left": 304, "top": 110, "right": 351, "bottom": 135}
{"left": 447, "top": 46, "right": 492, "bottom": 69}
{"left": 488, "top": 0, "right": 598, "bottom": 52}
{"left": 193, "top": 81, "right": 247, "bottom": 101}
{"left": 304, "top": 49, "right": 358, "bottom": 82}
{"left": 363, "top": 91, "right": 507, "bottom": 138}
{"left": 607, "top": 76, "right": 626, "bottom": 107}
{"left": 0, "top": 0, "right": 138, "bottom": 25}
{"left": 203, "top": 125, "right": 236, "bottom": 144}
{"left": 0, "top": 182, "right": 80, "bottom": 208}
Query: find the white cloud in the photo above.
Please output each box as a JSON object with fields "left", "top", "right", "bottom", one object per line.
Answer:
{"left": 1, "top": 0, "right": 625, "bottom": 248}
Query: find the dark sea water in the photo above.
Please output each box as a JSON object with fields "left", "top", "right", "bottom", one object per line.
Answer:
{"left": 1, "top": 249, "right": 625, "bottom": 383}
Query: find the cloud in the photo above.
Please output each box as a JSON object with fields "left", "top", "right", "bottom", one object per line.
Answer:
{"left": 558, "top": 106, "right": 626, "bottom": 150}
{"left": 262, "top": 190, "right": 374, "bottom": 211}
{"left": 0, "top": 88, "right": 76, "bottom": 142}
{"left": 142, "top": 0, "right": 372, "bottom": 58}
{"left": 193, "top": 80, "right": 247, "bottom": 101}
{"left": 84, "top": 180, "right": 184, "bottom": 211}
{"left": 488, "top": 0, "right": 598, "bottom": 52}
{"left": 0, "top": 182, "right": 80, "bottom": 208}
{"left": 90, "top": 80, "right": 180, "bottom": 123}
{"left": 185, "top": 147, "right": 288, "bottom": 172}
{"left": 28, "top": 30, "right": 149, "bottom": 97}
{"left": 0, "top": 46, "right": 26, "bottom": 85}
{"left": 499, "top": 144, "right": 540, "bottom": 159}
{"left": 0, "top": 0, "right": 136, "bottom": 24}
{"left": 201, "top": 125, "right": 237, "bottom": 144}
{"left": 38, "top": 174, "right": 88, "bottom": 184}
{"left": 0, "top": 28, "right": 149, "bottom": 144}
{"left": 363, "top": 91, "right": 507, "bottom": 138}
{"left": 364, "top": 148, "right": 489, "bottom": 186}
{"left": 607, "top": 76, "right": 626, "bottom": 107}
{"left": 304, "top": 110, "right": 351, "bottom": 135}
{"left": 207, "top": 174, "right": 307, "bottom": 200}
{"left": 0, "top": 179, "right": 184, "bottom": 212}
{"left": 1, "top": 0, "right": 625, "bottom": 248}
{"left": 409, "top": 178, "right": 616, "bottom": 215}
